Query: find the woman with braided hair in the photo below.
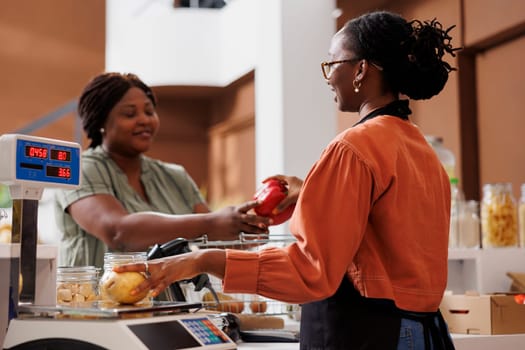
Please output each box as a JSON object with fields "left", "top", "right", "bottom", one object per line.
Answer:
{"left": 116, "top": 11, "right": 460, "bottom": 349}
{"left": 54, "top": 72, "right": 271, "bottom": 268}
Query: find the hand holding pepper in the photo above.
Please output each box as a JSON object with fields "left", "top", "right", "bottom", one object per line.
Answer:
{"left": 263, "top": 175, "right": 303, "bottom": 211}
{"left": 253, "top": 175, "right": 303, "bottom": 225}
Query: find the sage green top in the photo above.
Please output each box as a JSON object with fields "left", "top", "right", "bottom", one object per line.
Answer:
{"left": 54, "top": 146, "right": 205, "bottom": 268}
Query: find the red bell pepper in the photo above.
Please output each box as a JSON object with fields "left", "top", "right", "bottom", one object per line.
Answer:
{"left": 515, "top": 294, "right": 525, "bottom": 305}
{"left": 253, "top": 179, "right": 295, "bottom": 225}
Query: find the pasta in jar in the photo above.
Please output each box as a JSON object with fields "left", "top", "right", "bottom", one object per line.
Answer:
{"left": 481, "top": 183, "right": 518, "bottom": 248}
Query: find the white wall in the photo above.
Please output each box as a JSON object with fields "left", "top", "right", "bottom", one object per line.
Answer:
{"left": 106, "top": 0, "right": 257, "bottom": 86}
{"left": 254, "top": 0, "right": 337, "bottom": 180}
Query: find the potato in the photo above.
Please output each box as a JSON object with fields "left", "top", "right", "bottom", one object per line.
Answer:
{"left": 203, "top": 291, "right": 245, "bottom": 313}
{"left": 249, "top": 300, "right": 267, "bottom": 313}
{"left": 57, "top": 288, "right": 73, "bottom": 302}
{"left": 56, "top": 281, "right": 98, "bottom": 305}
{"left": 217, "top": 301, "right": 245, "bottom": 313}
{"left": 100, "top": 271, "right": 149, "bottom": 305}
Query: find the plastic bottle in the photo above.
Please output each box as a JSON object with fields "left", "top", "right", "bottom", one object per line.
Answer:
{"left": 449, "top": 177, "right": 464, "bottom": 248}
{"left": 458, "top": 200, "right": 480, "bottom": 248}
{"left": 426, "top": 135, "right": 456, "bottom": 179}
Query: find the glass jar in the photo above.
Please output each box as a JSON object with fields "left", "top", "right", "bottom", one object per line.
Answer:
{"left": 98, "top": 252, "right": 151, "bottom": 305}
{"left": 458, "top": 200, "right": 480, "bottom": 248}
{"left": 519, "top": 184, "right": 525, "bottom": 248}
{"left": 449, "top": 178, "right": 464, "bottom": 248}
{"left": 56, "top": 266, "right": 99, "bottom": 306}
{"left": 481, "top": 183, "right": 518, "bottom": 248}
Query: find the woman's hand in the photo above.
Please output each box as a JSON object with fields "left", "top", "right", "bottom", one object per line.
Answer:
{"left": 207, "top": 200, "right": 272, "bottom": 241}
{"left": 262, "top": 175, "right": 303, "bottom": 212}
{"left": 113, "top": 249, "right": 225, "bottom": 298}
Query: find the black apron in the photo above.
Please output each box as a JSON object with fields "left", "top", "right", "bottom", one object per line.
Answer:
{"left": 300, "top": 277, "right": 455, "bottom": 350}
{"left": 300, "top": 100, "right": 455, "bottom": 350}
{"left": 300, "top": 277, "right": 400, "bottom": 349}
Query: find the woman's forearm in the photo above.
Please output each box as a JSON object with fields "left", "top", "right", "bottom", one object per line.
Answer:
{"left": 112, "top": 211, "right": 214, "bottom": 250}
{"left": 70, "top": 195, "right": 269, "bottom": 252}
{"left": 112, "top": 248, "right": 227, "bottom": 298}
{"left": 196, "top": 248, "right": 226, "bottom": 280}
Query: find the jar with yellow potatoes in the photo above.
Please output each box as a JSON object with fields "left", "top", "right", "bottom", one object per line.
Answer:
{"left": 481, "top": 183, "right": 518, "bottom": 248}
{"left": 56, "top": 266, "right": 100, "bottom": 306}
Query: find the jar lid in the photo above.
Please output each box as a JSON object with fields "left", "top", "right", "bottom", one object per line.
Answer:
{"left": 57, "top": 266, "right": 100, "bottom": 282}
{"left": 483, "top": 182, "right": 513, "bottom": 192}
{"left": 103, "top": 252, "right": 147, "bottom": 268}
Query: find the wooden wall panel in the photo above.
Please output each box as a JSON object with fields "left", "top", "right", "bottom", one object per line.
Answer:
{"left": 148, "top": 94, "right": 211, "bottom": 193}
{"left": 0, "top": 0, "right": 105, "bottom": 144}
{"left": 477, "top": 35, "right": 525, "bottom": 200}
{"left": 207, "top": 73, "right": 256, "bottom": 207}
{"left": 464, "top": 0, "right": 525, "bottom": 46}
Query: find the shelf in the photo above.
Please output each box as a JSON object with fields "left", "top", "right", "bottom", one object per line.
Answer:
{"left": 448, "top": 247, "right": 525, "bottom": 260}
{"left": 0, "top": 243, "right": 58, "bottom": 259}
{"left": 448, "top": 248, "right": 483, "bottom": 260}
{"left": 447, "top": 247, "right": 525, "bottom": 294}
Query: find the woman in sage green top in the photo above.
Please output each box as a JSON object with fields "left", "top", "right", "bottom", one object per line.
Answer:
{"left": 55, "top": 72, "right": 270, "bottom": 268}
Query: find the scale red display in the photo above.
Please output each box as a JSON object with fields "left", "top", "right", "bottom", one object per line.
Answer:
{"left": 50, "top": 149, "right": 71, "bottom": 161}
{"left": 46, "top": 165, "right": 71, "bottom": 179}
{"left": 25, "top": 146, "right": 48, "bottom": 159}
{"left": 24, "top": 146, "right": 71, "bottom": 162}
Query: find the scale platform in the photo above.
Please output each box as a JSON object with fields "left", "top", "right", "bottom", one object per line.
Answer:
{"left": 3, "top": 301, "right": 237, "bottom": 349}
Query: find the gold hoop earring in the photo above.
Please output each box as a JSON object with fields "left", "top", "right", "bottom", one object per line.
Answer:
{"left": 353, "top": 80, "right": 361, "bottom": 93}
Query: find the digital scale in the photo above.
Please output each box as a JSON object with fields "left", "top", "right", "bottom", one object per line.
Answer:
{"left": 4, "top": 303, "right": 235, "bottom": 350}
{"left": 0, "top": 134, "right": 237, "bottom": 350}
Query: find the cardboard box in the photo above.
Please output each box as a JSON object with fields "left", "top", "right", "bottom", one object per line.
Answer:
{"left": 440, "top": 294, "right": 525, "bottom": 334}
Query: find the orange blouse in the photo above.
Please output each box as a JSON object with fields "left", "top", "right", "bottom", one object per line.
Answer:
{"left": 223, "top": 116, "right": 451, "bottom": 312}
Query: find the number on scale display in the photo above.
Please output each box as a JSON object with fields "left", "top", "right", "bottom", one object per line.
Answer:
{"left": 25, "top": 146, "right": 71, "bottom": 162}
{"left": 50, "top": 149, "right": 71, "bottom": 162}
{"left": 25, "top": 146, "right": 48, "bottom": 159}
{"left": 46, "top": 165, "right": 71, "bottom": 179}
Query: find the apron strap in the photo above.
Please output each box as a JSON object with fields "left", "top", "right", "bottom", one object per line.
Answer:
{"left": 397, "top": 309, "right": 455, "bottom": 350}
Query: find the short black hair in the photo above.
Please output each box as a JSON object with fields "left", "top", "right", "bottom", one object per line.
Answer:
{"left": 78, "top": 72, "right": 157, "bottom": 148}
{"left": 341, "top": 11, "right": 460, "bottom": 100}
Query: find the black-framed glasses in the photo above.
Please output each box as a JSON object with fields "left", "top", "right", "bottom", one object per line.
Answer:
{"left": 321, "top": 58, "right": 359, "bottom": 80}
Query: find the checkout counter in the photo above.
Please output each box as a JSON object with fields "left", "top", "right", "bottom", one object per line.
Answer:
{"left": 2, "top": 134, "right": 525, "bottom": 349}
{"left": 236, "top": 330, "right": 525, "bottom": 349}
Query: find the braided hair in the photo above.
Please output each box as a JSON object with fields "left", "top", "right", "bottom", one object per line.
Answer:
{"left": 341, "top": 11, "right": 461, "bottom": 100}
{"left": 78, "top": 72, "right": 157, "bottom": 148}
